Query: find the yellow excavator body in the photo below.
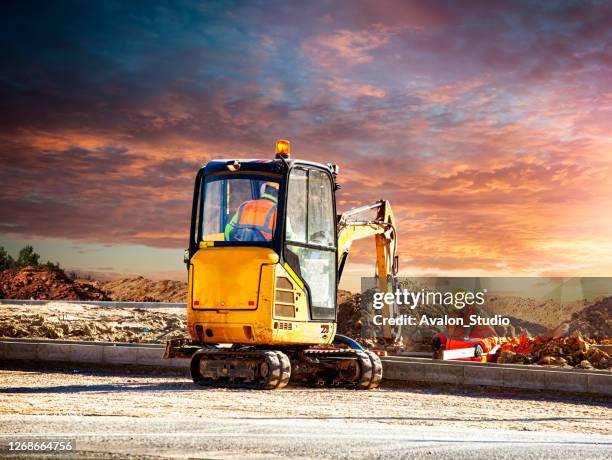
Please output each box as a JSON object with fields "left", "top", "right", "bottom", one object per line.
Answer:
{"left": 187, "top": 246, "right": 336, "bottom": 345}
{"left": 164, "top": 140, "right": 398, "bottom": 389}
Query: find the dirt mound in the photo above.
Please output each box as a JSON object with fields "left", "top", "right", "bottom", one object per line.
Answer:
{"left": 101, "top": 277, "right": 187, "bottom": 302}
{"left": 493, "top": 316, "right": 547, "bottom": 338}
{"left": 336, "top": 289, "right": 446, "bottom": 351}
{"left": 484, "top": 295, "right": 586, "bottom": 329}
{"left": 337, "top": 290, "right": 361, "bottom": 338}
{"left": 0, "top": 303, "right": 188, "bottom": 343}
{"left": 0, "top": 266, "right": 108, "bottom": 301}
{"left": 0, "top": 268, "right": 188, "bottom": 303}
{"left": 567, "top": 297, "right": 612, "bottom": 338}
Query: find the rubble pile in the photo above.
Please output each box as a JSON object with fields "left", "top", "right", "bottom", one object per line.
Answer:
{"left": 497, "top": 334, "right": 611, "bottom": 369}
{"left": 0, "top": 266, "right": 108, "bottom": 301}
{"left": 101, "top": 276, "right": 187, "bottom": 303}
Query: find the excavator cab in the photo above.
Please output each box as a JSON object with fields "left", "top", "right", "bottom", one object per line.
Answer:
{"left": 185, "top": 141, "right": 339, "bottom": 347}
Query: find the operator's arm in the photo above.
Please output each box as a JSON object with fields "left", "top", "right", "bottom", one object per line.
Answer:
{"left": 224, "top": 209, "right": 240, "bottom": 241}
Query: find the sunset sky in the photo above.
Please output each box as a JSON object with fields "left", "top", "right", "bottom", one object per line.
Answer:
{"left": 1, "top": 0, "right": 611, "bottom": 290}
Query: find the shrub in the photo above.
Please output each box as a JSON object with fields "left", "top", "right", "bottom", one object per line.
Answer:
{"left": 16, "top": 245, "right": 40, "bottom": 268}
{"left": 0, "top": 246, "right": 15, "bottom": 270}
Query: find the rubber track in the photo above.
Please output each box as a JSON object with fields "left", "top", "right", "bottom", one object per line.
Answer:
{"left": 190, "top": 349, "right": 290, "bottom": 390}
{"left": 274, "top": 350, "right": 292, "bottom": 389}
{"left": 303, "top": 349, "right": 382, "bottom": 390}
{"left": 364, "top": 350, "right": 383, "bottom": 389}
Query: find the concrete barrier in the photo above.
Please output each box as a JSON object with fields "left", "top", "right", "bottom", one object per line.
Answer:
{"left": 544, "top": 370, "right": 588, "bottom": 393}
{"left": 1, "top": 340, "right": 610, "bottom": 396}
{"left": 587, "top": 373, "right": 612, "bottom": 395}
{"left": 37, "top": 343, "right": 72, "bottom": 362}
{"left": 3, "top": 342, "right": 38, "bottom": 360}
{"left": 424, "top": 362, "right": 464, "bottom": 385}
{"left": 0, "top": 340, "right": 188, "bottom": 370}
{"left": 502, "top": 367, "right": 546, "bottom": 390}
{"left": 464, "top": 364, "right": 504, "bottom": 387}
{"left": 381, "top": 357, "right": 612, "bottom": 396}
{"left": 71, "top": 344, "right": 104, "bottom": 363}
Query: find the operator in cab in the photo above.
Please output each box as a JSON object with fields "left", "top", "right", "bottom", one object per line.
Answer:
{"left": 224, "top": 182, "right": 279, "bottom": 242}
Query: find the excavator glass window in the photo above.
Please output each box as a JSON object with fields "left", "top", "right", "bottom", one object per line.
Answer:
{"left": 201, "top": 175, "right": 280, "bottom": 243}
{"left": 285, "top": 167, "right": 337, "bottom": 320}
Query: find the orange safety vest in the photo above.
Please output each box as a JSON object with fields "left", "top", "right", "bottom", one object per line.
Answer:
{"left": 235, "top": 199, "right": 277, "bottom": 240}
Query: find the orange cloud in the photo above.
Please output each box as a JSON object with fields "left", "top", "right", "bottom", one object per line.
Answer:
{"left": 303, "top": 26, "right": 395, "bottom": 67}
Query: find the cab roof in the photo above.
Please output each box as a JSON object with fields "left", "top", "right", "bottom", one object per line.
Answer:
{"left": 202, "top": 158, "right": 333, "bottom": 176}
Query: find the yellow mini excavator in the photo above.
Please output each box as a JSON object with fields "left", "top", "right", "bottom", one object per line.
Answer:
{"left": 163, "top": 140, "right": 399, "bottom": 389}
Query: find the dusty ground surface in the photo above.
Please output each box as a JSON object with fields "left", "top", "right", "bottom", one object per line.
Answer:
{"left": 0, "top": 367, "right": 610, "bottom": 436}
{"left": 0, "top": 303, "right": 188, "bottom": 343}
{"left": 1, "top": 415, "right": 611, "bottom": 459}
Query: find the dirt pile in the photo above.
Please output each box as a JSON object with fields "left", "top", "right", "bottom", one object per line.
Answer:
{"left": 101, "top": 277, "right": 187, "bottom": 303}
{"left": 492, "top": 316, "right": 547, "bottom": 338}
{"left": 484, "top": 296, "right": 586, "bottom": 329}
{"left": 0, "top": 266, "right": 108, "bottom": 301}
{"left": 497, "top": 334, "right": 611, "bottom": 369}
{"left": 336, "top": 288, "right": 445, "bottom": 351}
{"left": 0, "top": 303, "right": 188, "bottom": 343}
{"left": 0, "top": 267, "right": 188, "bottom": 303}
{"left": 336, "top": 290, "right": 361, "bottom": 338}
{"left": 567, "top": 296, "right": 611, "bottom": 338}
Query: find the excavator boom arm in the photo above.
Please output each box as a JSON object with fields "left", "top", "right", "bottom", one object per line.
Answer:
{"left": 337, "top": 200, "right": 398, "bottom": 282}
{"left": 337, "top": 200, "right": 399, "bottom": 341}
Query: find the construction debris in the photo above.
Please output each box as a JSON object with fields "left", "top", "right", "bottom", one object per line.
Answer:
{"left": 497, "top": 334, "right": 611, "bottom": 370}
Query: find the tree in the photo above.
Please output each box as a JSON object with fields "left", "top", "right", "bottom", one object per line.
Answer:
{"left": 44, "top": 260, "right": 65, "bottom": 276}
{"left": 16, "top": 245, "right": 40, "bottom": 268}
{"left": 0, "top": 245, "right": 66, "bottom": 273}
{"left": 0, "top": 246, "right": 15, "bottom": 270}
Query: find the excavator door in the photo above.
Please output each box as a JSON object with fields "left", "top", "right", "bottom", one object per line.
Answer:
{"left": 283, "top": 165, "right": 338, "bottom": 321}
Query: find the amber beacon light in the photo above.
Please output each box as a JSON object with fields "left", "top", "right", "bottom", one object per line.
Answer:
{"left": 275, "top": 139, "right": 291, "bottom": 158}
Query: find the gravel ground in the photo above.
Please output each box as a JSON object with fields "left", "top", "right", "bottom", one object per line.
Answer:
{"left": 1, "top": 416, "right": 611, "bottom": 459}
{"left": 0, "top": 367, "right": 610, "bottom": 435}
